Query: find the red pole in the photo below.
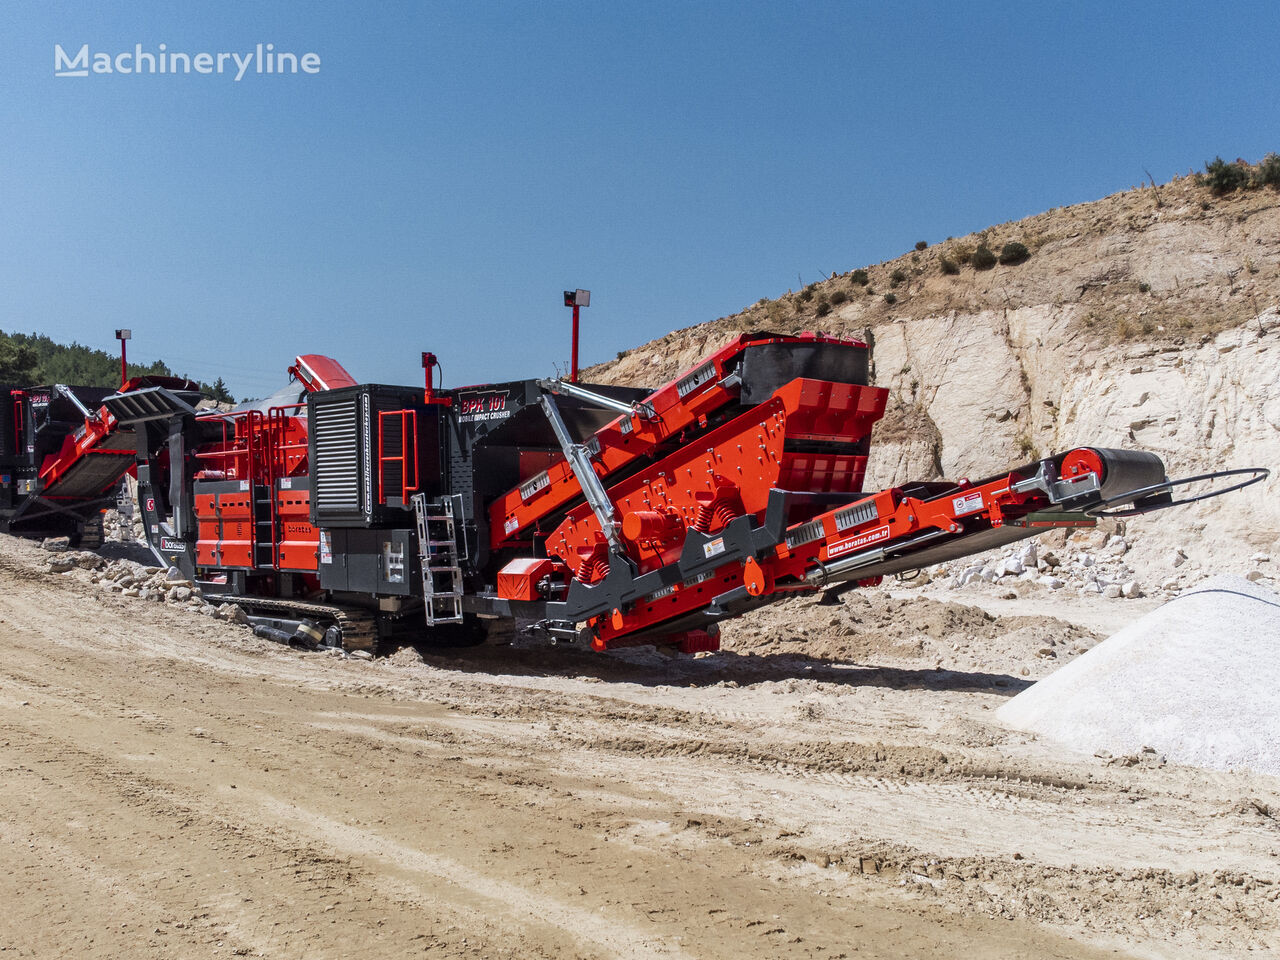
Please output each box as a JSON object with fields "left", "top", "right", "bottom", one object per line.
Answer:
{"left": 422, "top": 352, "right": 436, "bottom": 404}
{"left": 120, "top": 339, "right": 127, "bottom": 388}
{"left": 570, "top": 303, "right": 580, "bottom": 383}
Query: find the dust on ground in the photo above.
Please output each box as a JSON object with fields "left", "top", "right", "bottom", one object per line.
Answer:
{"left": 722, "top": 588, "right": 1104, "bottom": 680}
{"left": 1, "top": 532, "right": 1277, "bottom": 959}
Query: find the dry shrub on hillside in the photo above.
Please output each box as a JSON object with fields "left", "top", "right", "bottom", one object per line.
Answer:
{"left": 971, "top": 245, "right": 998, "bottom": 270}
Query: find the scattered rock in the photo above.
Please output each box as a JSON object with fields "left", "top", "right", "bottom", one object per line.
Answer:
{"left": 41, "top": 537, "right": 71, "bottom": 553}
{"left": 217, "top": 604, "right": 248, "bottom": 624}
{"left": 388, "top": 645, "right": 425, "bottom": 666}
{"left": 349, "top": 650, "right": 374, "bottom": 661}
{"left": 996, "top": 558, "right": 1024, "bottom": 577}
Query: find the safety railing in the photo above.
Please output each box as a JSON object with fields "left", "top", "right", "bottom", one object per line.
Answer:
{"left": 10, "top": 391, "right": 24, "bottom": 455}
{"left": 377, "top": 409, "right": 418, "bottom": 505}
{"left": 193, "top": 409, "right": 266, "bottom": 482}
{"left": 266, "top": 403, "right": 308, "bottom": 482}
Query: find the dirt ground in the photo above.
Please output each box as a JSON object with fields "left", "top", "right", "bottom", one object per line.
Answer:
{"left": 1, "top": 533, "right": 1277, "bottom": 959}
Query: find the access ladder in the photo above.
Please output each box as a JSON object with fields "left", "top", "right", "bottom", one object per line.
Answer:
{"left": 412, "top": 494, "right": 464, "bottom": 625}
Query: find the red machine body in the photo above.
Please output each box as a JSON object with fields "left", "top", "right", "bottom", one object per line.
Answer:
{"left": 188, "top": 359, "right": 357, "bottom": 578}
{"left": 83, "top": 331, "right": 1228, "bottom": 657}
{"left": 1, "top": 376, "right": 203, "bottom": 543}
{"left": 478, "top": 332, "right": 1171, "bottom": 653}
{"left": 34, "top": 375, "right": 199, "bottom": 497}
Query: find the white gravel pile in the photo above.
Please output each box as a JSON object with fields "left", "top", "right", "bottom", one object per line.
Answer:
{"left": 997, "top": 574, "right": 1280, "bottom": 777}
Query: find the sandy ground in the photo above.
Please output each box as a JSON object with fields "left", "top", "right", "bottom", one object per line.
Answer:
{"left": 1, "top": 533, "right": 1277, "bottom": 959}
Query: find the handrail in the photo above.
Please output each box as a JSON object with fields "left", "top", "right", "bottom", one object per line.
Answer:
{"left": 10, "top": 391, "right": 24, "bottom": 455}
{"left": 266, "top": 403, "right": 308, "bottom": 480}
{"left": 403, "top": 409, "right": 418, "bottom": 499}
{"left": 377, "top": 409, "right": 418, "bottom": 505}
{"left": 191, "top": 409, "right": 264, "bottom": 482}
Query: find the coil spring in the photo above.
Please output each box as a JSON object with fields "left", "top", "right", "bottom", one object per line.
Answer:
{"left": 692, "top": 499, "right": 738, "bottom": 533}
{"left": 576, "top": 555, "right": 609, "bottom": 584}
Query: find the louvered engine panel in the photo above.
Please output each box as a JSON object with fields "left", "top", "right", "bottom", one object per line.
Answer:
{"left": 307, "top": 384, "right": 440, "bottom": 528}
{"left": 312, "top": 396, "right": 360, "bottom": 517}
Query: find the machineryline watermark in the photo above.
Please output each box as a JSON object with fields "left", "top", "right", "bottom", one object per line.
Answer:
{"left": 55, "top": 43, "right": 321, "bottom": 80}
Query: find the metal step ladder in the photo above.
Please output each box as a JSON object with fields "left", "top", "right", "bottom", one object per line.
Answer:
{"left": 412, "top": 494, "right": 464, "bottom": 625}
{"left": 253, "top": 484, "right": 276, "bottom": 568}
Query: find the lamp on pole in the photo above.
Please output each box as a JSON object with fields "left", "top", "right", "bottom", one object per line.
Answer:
{"left": 563, "top": 289, "right": 590, "bottom": 383}
{"left": 114, "top": 329, "right": 131, "bottom": 388}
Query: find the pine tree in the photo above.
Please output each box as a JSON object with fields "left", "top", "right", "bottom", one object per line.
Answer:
{"left": 209, "top": 377, "right": 235, "bottom": 404}
{"left": 0, "top": 340, "right": 38, "bottom": 382}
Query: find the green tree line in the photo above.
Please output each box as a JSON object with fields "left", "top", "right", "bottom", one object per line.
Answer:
{"left": 0, "top": 330, "right": 232, "bottom": 402}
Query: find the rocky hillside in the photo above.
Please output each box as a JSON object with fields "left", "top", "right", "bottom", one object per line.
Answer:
{"left": 588, "top": 172, "right": 1280, "bottom": 576}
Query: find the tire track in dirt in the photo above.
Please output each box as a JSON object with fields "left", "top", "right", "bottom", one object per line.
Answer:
{"left": 0, "top": 581, "right": 1115, "bottom": 959}
{"left": 0, "top": 706, "right": 639, "bottom": 959}
{"left": 4, "top": 534, "right": 1278, "bottom": 957}
{"left": 251, "top": 793, "right": 690, "bottom": 960}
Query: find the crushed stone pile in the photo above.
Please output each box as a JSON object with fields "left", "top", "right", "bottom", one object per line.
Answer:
{"left": 997, "top": 574, "right": 1280, "bottom": 777}
{"left": 52, "top": 553, "right": 250, "bottom": 623}
{"left": 102, "top": 506, "right": 143, "bottom": 543}
{"left": 915, "top": 526, "right": 1275, "bottom": 602}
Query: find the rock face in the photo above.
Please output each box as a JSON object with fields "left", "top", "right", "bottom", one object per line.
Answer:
{"left": 590, "top": 176, "right": 1280, "bottom": 574}
{"left": 869, "top": 311, "right": 1280, "bottom": 574}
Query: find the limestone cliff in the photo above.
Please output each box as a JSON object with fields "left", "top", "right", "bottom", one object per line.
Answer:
{"left": 588, "top": 174, "right": 1280, "bottom": 573}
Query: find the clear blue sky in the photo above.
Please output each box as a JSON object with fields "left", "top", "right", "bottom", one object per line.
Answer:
{"left": 3, "top": 2, "right": 1278, "bottom": 398}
